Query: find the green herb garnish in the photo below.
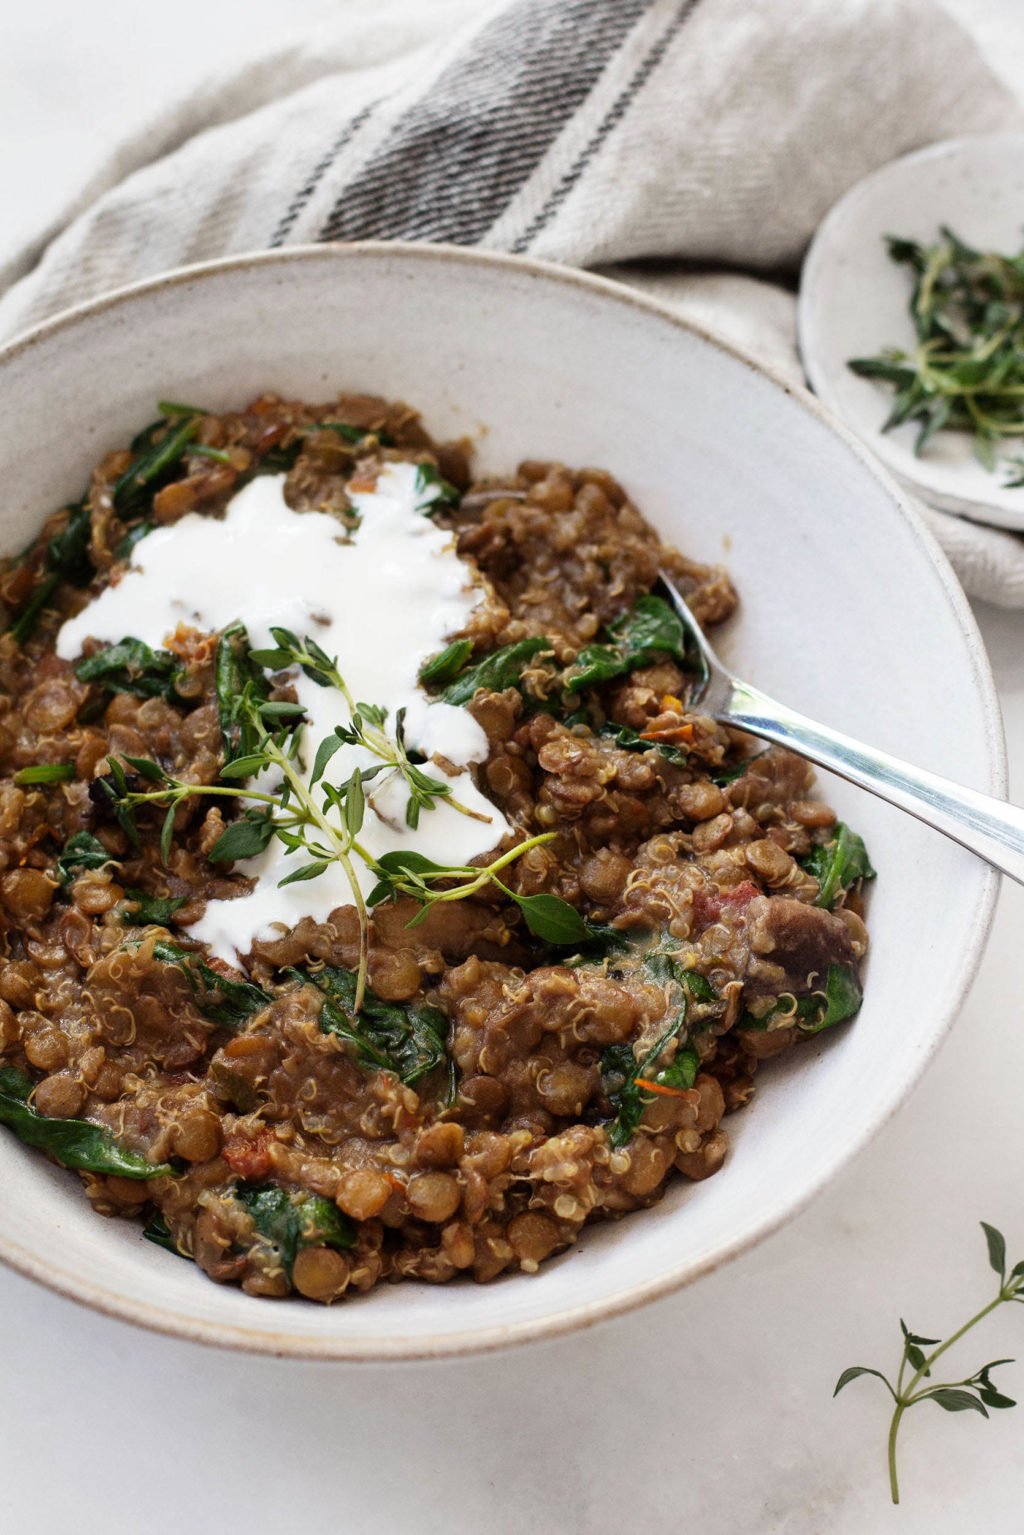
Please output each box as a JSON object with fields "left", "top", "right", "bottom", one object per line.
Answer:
{"left": 13, "top": 763, "right": 75, "bottom": 786}
{"left": 366, "top": 846, "right": 592, "bottom": 947}
{"left": 0, "top": 1066, "right": 173, "bottom": 1179}
{"left": 89, "top": 625, "right": 575, "bottom": 1012}
{"left": 835, "top": 1222, "right": 1024, "bottom": 1504}
{"left": 849, "top": 228, "right": 1024, "bottom": 473}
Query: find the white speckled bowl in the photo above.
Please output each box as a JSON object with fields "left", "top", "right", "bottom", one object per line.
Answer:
{"left": 0, "top": 244, "right": 1004, "bottom": 1358}
{"left": 799, "top": 133, "right": 1024, "bottom": 530}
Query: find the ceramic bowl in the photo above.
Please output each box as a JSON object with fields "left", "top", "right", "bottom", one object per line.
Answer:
{"left": 0, "top": 244, "right": 1004, "bottom": 1358}
{"left": 799, "top": 133, "right": 1024, "bottom": 530}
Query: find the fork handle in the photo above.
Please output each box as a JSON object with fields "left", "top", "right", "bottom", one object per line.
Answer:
{"left": 724, "top": 680, "right": 1021, "bottom": 883}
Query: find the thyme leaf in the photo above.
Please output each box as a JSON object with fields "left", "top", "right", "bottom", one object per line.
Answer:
{"left": 13, "top": 763, "right": 75, "bottom": 786}
{"left": 848, "top": 227, "right": 1024, "bottom": 476}
{"left": 835, "top": 1223, "right": 1024, "bottom": 1504}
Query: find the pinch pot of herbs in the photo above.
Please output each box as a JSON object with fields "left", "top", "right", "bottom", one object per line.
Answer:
{"left": 0, "top": 242, "right": 1002, "bottom": 1359}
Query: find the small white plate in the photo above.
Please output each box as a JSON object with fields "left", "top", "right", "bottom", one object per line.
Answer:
{"left": 798, "top": 133, "right": 1024, "bottom": 531}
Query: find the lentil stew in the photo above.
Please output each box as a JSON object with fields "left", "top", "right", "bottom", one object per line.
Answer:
{"left": 0, "top": 392, "right": 872, "bottom": 1304}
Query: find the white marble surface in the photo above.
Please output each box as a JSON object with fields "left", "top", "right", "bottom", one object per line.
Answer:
{"left": 2, "top": 3, "right": 1024, "bottom": 1532}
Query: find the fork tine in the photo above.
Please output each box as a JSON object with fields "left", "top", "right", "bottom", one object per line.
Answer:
{"left": 655, "top": 569, "right": 718, "bottom": 706}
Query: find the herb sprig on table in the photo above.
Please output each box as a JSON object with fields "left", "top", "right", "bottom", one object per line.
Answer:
{"left": 834, "top": 1223, "right": 1023, "bottom": 1504}
{"left": 849, "top": 227, "right": 1024, "bottom": 477}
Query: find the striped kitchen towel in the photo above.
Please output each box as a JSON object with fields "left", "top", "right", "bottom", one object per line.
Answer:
{"left": 2, "top": 0, "right": 1023, "bottom": 603}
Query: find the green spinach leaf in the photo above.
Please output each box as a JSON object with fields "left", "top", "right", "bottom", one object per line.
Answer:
{"left": 45, "top": 499, "right": 94, "bottom": 585}
{"left": 0, "top": 1066, "right": 173, "bottom": 1178}
{"left": 236, "top": 1184, "right": 355, "bottom": 1277}
{"left": 803, "top": 823, "right": 875, "bottom": 909}
{"left": 565, "top": 595, "right": 685, "bottom": 693}
{"left": 215, "top": 622, "right": 272, "bottom": 765}
{"left": 113, "top": 414, "right": 199, "bottom": 520}
{"left": 599, "top": 721, "right": 688, "bottom": 765}
{"left": 741, "top": 963, "right": 863, "bottom": 1035}
{"left": 150, "top": 939, "right": 271, "bottom": 1029}
{"left": 414, "top": 462, "right": 462, "bottom": 509}
{"left": 437, "top": 637, "right": 551, "bottom": 706}
{"left": 142, "top": 1212, "right": 188, "bottom": 1256}
{"left": 76, "top": 637, "right": 183, "bottom": 701}
{"left": 120, "top": 889, "right": 186, "bottom": 927}
{"left": 56, "top": 830, "right": 117, "bottom": 885}
{"left": 290, "top": 965, "right": 451, "bottom": 1091}
{"left": 601, "top": 998, "right": 691, "bottom": 1149}
{"left": 418, "top": 638, "right": 474, "bottom": 687}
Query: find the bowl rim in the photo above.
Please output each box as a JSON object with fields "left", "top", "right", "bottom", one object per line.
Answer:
{"left": 797, "top": 131, "right": 1024, "bottom": 530}
{"left": 0, "top": 239, "right": 1005, "bottom": 1360}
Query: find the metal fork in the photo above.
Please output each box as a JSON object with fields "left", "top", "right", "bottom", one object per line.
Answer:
{"left": 657, "top": 570, "right": 1024, "bottom": 884}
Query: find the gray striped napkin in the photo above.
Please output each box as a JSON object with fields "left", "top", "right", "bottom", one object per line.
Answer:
{"left": 2, "top": 0, "right": 1022, "bottom": 603}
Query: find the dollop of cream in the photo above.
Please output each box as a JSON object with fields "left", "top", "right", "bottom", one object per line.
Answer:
{"left": 57, "top": 463, "right": 510, "bottom": 962}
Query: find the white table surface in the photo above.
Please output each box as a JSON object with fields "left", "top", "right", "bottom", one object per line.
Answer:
{"left": 2, "top": 4, "right": 1024, "bottom": 1532}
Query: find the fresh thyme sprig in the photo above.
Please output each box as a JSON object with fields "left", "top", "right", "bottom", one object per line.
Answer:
{"left": 848, "top": 227, "right": 1024, "bottom": 475}
{"left": 248, "top": 627, "right": 488, "bottom": 830}
{"left": 92, "top": 625, "right": 590, "bottom": 1009}
{"left": 834, "top": 1222, "right": 1023, "bottom": 1504}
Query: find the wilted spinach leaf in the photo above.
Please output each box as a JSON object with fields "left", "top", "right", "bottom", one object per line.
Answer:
{"left": 565, "top": 595, "right": 685, "bottom": 693}
{"left": 236, "top": 1184, "right": 354, "bottom": 1277}
{"left": 291, "top": 964, "right": 451, "bottom": 1092}
{"left": 599, "top": 720, "right": 688, "bottom": 765}
{"left": 418, "top": 638, "right": 474, "bottom": 688}
{"left": 149, "top": 939, "right": 271, "bottom": 1029}
{"left": 215, "top": 622, "right": 272, "bottom": 765}
{"left": 415, "top": 462, "right": 462, "bottom": 509}
{"left": 142, "top": 1212, "right": 188, "bottom": 1256}
{"left": 601, "top": 1000, "right": 691, "bottom": 1149}
{"left": 113, "top": 414, "right": 199, "bottom": 520}
{"left": 121, "top": 889, "right": 186, "bottom": 927}
{"left": 56, "top": 830, "right": 117, "bottom": 886}
{"left": 437, "top": 637, "right": 551, "bottom": 706}
{"left": 803, "top": 823, "right": 875, "bottom": 909}
{"left": 0, "top": 1065, "right": 172, "bottom": 1178}
{"left": 76, "top": 636, "right": 183, "bottom": 701}
{"left": 45, "top": 499, "right": 94, "bottom": 585}
{"left": 740, "top": 963, "right": 863, "bottom": 1035}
